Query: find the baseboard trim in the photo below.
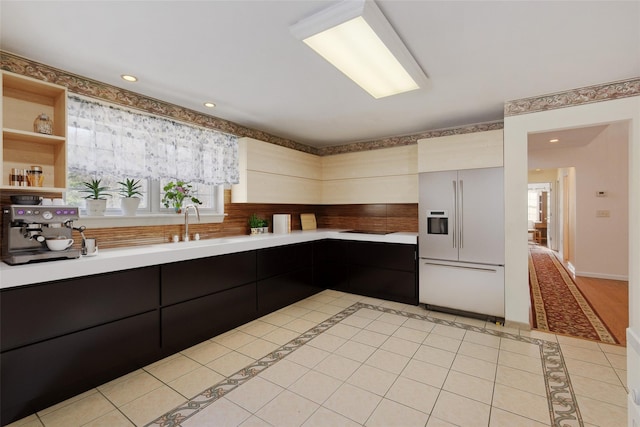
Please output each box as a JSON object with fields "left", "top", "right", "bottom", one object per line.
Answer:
{"left": 575, "top": 271, "right": 629, "bottom": 281}
{"left": 628, "top": 327, "right": 640, "bottom": 354}
{"left": 505, "top": 320, "right": 530, "bottom": 331}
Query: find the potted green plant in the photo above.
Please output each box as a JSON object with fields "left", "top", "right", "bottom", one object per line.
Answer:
{"left": 81, "top": 178, "right": 111, "bottom": 216}
{"left": 248, "top": 213, "right": 263, "bottom": 235}
{"left": 118, "top": 178, "right": 143, "bottom": 216}
{"left": 260, "top": 218, "right": 269, "bottom": 234}
{"left": 162, "top": 180, "right": 201, "bottom": 213}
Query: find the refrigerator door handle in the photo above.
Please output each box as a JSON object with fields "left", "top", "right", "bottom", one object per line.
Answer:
{"left": 459, "top": 179, "right": 464, "bottom": 249}
{"left": 422, "top": 261, "right": 498, "bottom": 273}
{"left": 452, "top": 180, "right": 457, "bottom": 249}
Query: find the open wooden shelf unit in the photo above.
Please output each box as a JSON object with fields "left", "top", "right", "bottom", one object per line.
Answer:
{"left": 1, "top": 71, "right": 67, "bottom": 192}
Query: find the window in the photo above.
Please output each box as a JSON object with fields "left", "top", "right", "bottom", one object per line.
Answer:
{"left": 66, "top": 95, "right": 238, "bottom": 215}
{"left": 66, "top": 175, "right": 223, "bottom": 214}
{"left": 528, "top": 183, "right": 550, "bottom": 223}
{"left": 66, "top": 173, "right": 149, "bottom": 212}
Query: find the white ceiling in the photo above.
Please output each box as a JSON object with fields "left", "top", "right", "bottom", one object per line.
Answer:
{"left": 528, "top": 124, "right": 609, "bottom": 151}
{"left": 1, "top": 1, "right": 639, "bottom": 148}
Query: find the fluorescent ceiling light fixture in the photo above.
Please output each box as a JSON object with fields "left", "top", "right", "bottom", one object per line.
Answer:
{"left": 120, "top": 74, "right": 138, "bottom": 82}
{"left": 290, "top": 0, "right": 429, "bottom": 99}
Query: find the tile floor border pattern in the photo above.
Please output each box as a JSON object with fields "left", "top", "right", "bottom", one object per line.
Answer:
{"left": 147, "top": 302, "right": 583, "bottom": 427}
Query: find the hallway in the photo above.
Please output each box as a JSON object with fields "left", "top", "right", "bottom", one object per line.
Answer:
{"left": 529, "top": 244, "right": 628, "bottom": 346}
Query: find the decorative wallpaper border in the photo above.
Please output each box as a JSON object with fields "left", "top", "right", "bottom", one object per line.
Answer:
{"left": 317, "top": 121, "right": 504, "bottom": 156}
{"left": 0, "top": 50, "right": 318, "bottom": 155}
{"left": 1, "top": 50, "right": 504, "bottom": 157}
{"left": 4, "top": 50, "right": 636, "bottom": 157}
{"left": 504, "top": 78, "right": 640, "bottom": 117}
{"left": 148, "top": 301, "right": 582, "bottom": 427}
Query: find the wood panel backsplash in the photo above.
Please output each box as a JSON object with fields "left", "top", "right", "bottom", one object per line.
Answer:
{"left": 2, "top": 190, "right": 418, "bottom": 251}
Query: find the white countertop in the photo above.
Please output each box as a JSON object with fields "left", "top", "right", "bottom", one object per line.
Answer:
{"left": 0, "top": 230, "right": 417, "bottom": 290}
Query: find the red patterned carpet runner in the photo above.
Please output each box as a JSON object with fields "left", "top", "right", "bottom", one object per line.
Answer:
{"left": 529, "top": 245, "right": 618, "bottom": 344}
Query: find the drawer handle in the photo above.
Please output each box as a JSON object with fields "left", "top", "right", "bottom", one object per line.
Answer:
{"left": 422, "top": 262, "right": 497, "bottom": 273}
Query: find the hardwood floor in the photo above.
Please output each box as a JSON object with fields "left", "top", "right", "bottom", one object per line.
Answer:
{"left": 535, "top": 246, "right": 629, "bottom": 346}
{"left": 573, "top": 275, "right": 629, "bottom": 346}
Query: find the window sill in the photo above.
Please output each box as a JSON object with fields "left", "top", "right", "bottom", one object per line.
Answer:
{"left": 75, "top": 213, "right": 226, "bottom": 228}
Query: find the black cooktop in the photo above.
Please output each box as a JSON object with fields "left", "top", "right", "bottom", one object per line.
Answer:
{"left": 340, "top": 230, "right": 392, "bottom": 235}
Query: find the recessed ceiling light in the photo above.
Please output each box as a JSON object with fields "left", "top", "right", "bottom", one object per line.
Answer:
{"left": 549, "top": 138, "right": 559, "bottom": 143}
{"left": 121, "top": 74, "right": 138, "bottom": 82}
{"left": 203, "top": 102, "right": 216, "bottom": 108}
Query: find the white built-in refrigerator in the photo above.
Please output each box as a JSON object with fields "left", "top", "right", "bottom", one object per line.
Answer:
{"left": 418, "top": 167, "right": 505, "bottom": 320}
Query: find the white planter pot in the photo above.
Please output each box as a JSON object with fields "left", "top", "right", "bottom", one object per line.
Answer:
{"left": 85, "top": 199, "right": 107, "bottom": 216}
{"left": 120, "top": 197, "right": 140, "bottom": 216}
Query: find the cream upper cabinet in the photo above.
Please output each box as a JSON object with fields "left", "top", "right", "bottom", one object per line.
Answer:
{"left": 231, "top": 137, "right": 322, "bottom": 204}
{"left": 322, "top": 145, "right": 418, "bottom": 204}
{"left": 232, "top": 138, "right": 419, "bottom": 204}
{"left": 418, "top": 129, "right": 503, "bottom": 172}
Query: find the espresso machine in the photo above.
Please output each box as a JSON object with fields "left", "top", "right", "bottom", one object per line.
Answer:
{"left": 2, "top": 205, "right": 82, "bottom": 265}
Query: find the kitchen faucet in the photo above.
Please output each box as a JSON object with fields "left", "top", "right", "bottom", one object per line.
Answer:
{"left": 183, "top": 204, "right": 200, "bottom": 242}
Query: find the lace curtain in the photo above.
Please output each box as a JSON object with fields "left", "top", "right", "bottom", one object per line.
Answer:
{"left": 67, "top": 95, "right": 239, "bottom": 185}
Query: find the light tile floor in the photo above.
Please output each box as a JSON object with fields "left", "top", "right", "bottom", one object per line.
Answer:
{"left": 8, "top": 290, "right": 628, "bottom": 427}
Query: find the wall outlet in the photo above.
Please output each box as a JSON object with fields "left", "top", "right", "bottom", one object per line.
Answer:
{"left": 596, "top": 210, "right": 610, "bottom": 217}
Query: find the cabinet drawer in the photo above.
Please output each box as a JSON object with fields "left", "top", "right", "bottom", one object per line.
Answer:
{"left": 314, "top": 263, "right": 350, "bottom": 289}
{"left": 162, "top": 251, "right": 256, "bottom": 305}
{"left": 161, "top": 283, "right": 257, "bottom": 353}
{"left": 257, "top": 268, "right": 318, "bottom": 315}
{"left": 257, "top": 242, "right": 313, "bottom": 280}
{"left": 350, "top": 241, "right": 416, "bottom": 272}
{"left": 1, "top": 311, "right": 158, "bottom": 425}
{"left": 314, "top": 239, "right": 349, "bottom": 264}
{"left": 350, "top": 266, "right": 417, "bottom": 305}
{"left": 0, "top": 266, "right": 159, "bottom": 352}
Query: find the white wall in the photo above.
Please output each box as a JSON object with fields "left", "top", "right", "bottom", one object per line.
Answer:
{"left": 528, "top": 168, "right": 558, "bottom": 183}
{"left": 528, "top": 123, "right": 629, "bottom": 279}
{"left": 503, "top": 97, "right": 640, "bottom": 426}
{"left": 567, "top": 167, "right": 577, "bottom": 270}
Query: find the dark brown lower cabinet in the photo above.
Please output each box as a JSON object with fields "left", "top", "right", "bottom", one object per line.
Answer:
{"left": 314, "top": 239, "right": 418, "bottom": 305}
{"left": 350, "top": 266, "right": 417, "bottom": 304}
{"left": 258, "top": 269, "right": 317, "bottom": 315}
{"left": 0, "top": 239, "right": 415, "bottom": 425}
{"left": 314, "top": 239, "right": 350, "bottom": 290}
{"left": 256, "top": 242, "right": 319, "bottom": 316}
{"left": 1, "top": 266, "right": 160, "bottom": 353}
{"left": 1, "top": 311, "right": 158, "bottom": 425}
{"left": 162, "top": 283, "right": 257, "bottom": 353}
{"left": 161, "top": 251, "right": 256, "bottom": 306}
{"left": 159, "top": 251, "right": 258, "bottom": 355}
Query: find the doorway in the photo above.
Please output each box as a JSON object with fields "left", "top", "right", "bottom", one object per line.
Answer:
{"left": 562, "top": 173, "right": 570, "bottom": 263}
{"left": 527, "top": 181, "right": 551, "bottom": 248}
{"left": 525, "top": 123, "right": 629, "bottom": 343}
{"left": 503, "top": 96, "right": 639, "bottom": 416}
{"left": 526, "top": 124, "right": 629, "bottom": 277}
